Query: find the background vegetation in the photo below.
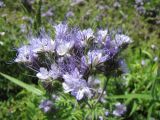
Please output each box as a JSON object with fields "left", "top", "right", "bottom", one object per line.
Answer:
{"left": 0, "top": 0, "right": 159, "bottom": 119}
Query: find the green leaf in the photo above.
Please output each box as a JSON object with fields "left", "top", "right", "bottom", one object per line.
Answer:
{"left": 0, "top": 72, "right": 44, "bottom": 96}
{"left": 147, "top": 103, "right": 154, "bottom": 120}
{"left": 129, "top": 101, "right": 138, "bottom": 116}
{"left": 107, "top": 94, "right": 152, "bottom": 100}
{"left": 142, "top": 50, "right": 153, "bottom": 59}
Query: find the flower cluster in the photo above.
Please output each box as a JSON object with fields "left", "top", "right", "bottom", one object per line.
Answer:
{"left": 15, "top": 23, "right": 132, "bottom": 100}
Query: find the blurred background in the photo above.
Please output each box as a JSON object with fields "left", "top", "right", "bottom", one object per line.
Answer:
{"left": 0, "top": 0, "right": 160, "bottom": 119}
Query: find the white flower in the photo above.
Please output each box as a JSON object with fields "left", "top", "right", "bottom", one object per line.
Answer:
{"left": 154, "top": 56, "right": 158, "bottom": 62}
{"left": 151, "top": 44, "right": 157, "bottom": 50}
{"left": 141, "top": 59, "right": 146, "bottom": 66}
{"left": 0, "top": 32, "right": 5, "bottom": 36}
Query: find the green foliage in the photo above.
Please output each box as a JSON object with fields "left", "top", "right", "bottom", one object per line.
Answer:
{"left": 0, "top": 91, "right": 46, "bottom": 120}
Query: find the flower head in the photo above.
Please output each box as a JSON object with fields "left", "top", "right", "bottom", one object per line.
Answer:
{"left": 62, "top": 68, "right": 92, "bottom": 100}
{"left": 15, "top": 22, "right": 132, "bottom": 102}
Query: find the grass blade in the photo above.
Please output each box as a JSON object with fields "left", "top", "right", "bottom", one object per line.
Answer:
{"left": 0, "top": 72, "right": 44, "bottom": 96}
{"left": 107, "top": 94, "right": 152, "bottom": 100}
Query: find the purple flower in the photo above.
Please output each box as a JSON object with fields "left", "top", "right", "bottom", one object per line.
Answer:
{"left": 42, "top": 8, "right": 54, "bottom": 17}
{"left": 29, "top": 33, "right": 55, "bottom": 53}
{"left": 88, "top": 50, "right": 103, "bottom": 65}
{"left": 97, "top": 29, "right": 108, "bottom": 40}
{"left": 53, "top": 24, "right": 75, "bottom": 56}
{"left": 66, "top": 11, "right": 75, "bottom": 18}
{"left": 15, "top": 45, "right": 37, "bottom": 63}
{"left": 113, "top": 102, "right": 127, "bottom": 117}
{"left": 99, "top": 116, "right": 103, "bottom": 120}
{"left": 136, "top": 6, "right": 146, "bottom": 15}
{"left": 36, "top": 63, "right": 62, "bottom": 80}
{"left": 39, "top": 100, "right": 53, "bottom": 113}
{"left": 80, "top": 55, "right": 88, "bottom": 73}
{"left": 105, "top": 110, "right": 109, "bottom": 116}
{"left": 118, "top": 59, "right": 129, "bottom": 74}
{"left": 63, "top": 68, "right": 82, "bottom": 84}
{"left": 0, "top": 1, "right": 5, "bottom": 7}
{"left": 88, "top": 76, "right": 100, "bottom": 87}
{"left": 96, "top": 29, "right": 108, "bottom": 45}
{"left": 36, "top": 67, "right": 50, "bottom": 80}
{"left": 82, "top": 28, "right": 94, "bottom": 40}
{"left": 77, "top": 28, "right": 94, "bottom": 46}
{"left": 58, "top": 56, "right": 79, "bottom": 74}
{"left": 82, "top": 50, "right": 109, "bottom": 67}
{"left": 15, "top": 22, "right": 132, "bottom": 102}
{"left": 62, "top": 68, "right": 92, "bottom": 100}
{"left": 49, "top": 64, "right": 61, "bottom": 79}
{"left": 111, "top": 34, "right": 132, "bottom": 48}
{"left": 54, "top": 23, "right": 68, "bottom": 39}
{"left": 55, "top": 40, "right": 74, "bottom": 56}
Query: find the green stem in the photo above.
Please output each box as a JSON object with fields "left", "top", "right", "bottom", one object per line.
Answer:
{"left": 94, "top": 77, "right": 109, "bottom": 106}
{"left": 84, "top": 98, "right": 92, "bottom": 109}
